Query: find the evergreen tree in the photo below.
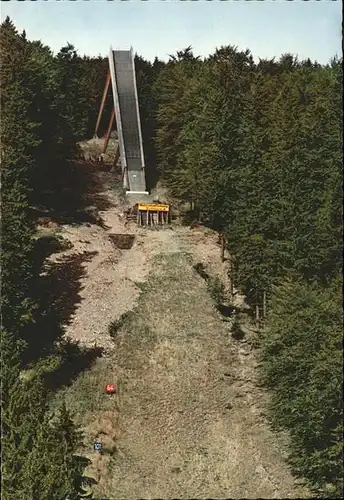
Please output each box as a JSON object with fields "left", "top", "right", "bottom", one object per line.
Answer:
{"left": 55, "top": 44, "right": 88, "bottom": 141}
{"left": 1, "top": 19, "right": 90, "bottom": 499}
{"left": 135, "top": 55, "right": 160, "bottom": 189}
{"left": 154, "top": 46, "right": 201, "bottom": 182}
{"left": 260, "top": 276, "right": 343, "bottom": 497}
{"left": 2, "top": 349, "right": 90, "bottom": 500}
{"left": 1, "top": 17, "right": 38, "bottom": 345}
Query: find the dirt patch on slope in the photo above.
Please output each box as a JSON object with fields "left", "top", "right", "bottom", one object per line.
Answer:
{"left": 44, "top": 168, "right": 175, "bottom": 353}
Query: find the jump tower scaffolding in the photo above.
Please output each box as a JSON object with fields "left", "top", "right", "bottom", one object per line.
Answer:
{"left": 94, "top": 47, "right": 148, "bottom": 195}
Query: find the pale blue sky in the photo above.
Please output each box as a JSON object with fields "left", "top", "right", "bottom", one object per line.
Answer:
{"left": 1, "top": 1, "right": 342, "bottom": 64}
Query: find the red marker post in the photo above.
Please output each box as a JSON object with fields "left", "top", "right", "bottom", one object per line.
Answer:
{"left": 105, "top": 383, "right": 116, "bottom": 395}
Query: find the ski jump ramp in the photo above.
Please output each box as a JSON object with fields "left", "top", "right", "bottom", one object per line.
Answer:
{"left": 109, "top": 47, "right": 148, "bottom": 194}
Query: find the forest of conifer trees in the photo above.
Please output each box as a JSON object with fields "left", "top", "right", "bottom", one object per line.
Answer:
{"left": 1, "top": 17, "right": 343, "bottom": 499}
{"left": 153, "top": 45, "right": 343, "bottom": 498}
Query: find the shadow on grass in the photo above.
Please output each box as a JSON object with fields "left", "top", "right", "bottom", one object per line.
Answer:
{"left": 108, "top": 311, "right": 135, "bottom": 340}
{"left": 40, "top": 251, "right": 98, "bottom": 325}
{"left": 231, "top": 318, "right": 246, "bottom": 340}
{"left": 181, "top": 208, "right": 201, "bottom": 226}
{"left": 217, "top": 303, "right": 236, "bottom": 317}
{"left": 43, "top": 340, "right": 104, "bottom": 392}
{"left": 24, "top": 154, "right": 116, "bottom": 388}
{"left": 26, "top": 249, "right": 105, "bottom": 392}
{"left": 29, "top": 159, "right": 116, "bottom": 226}
{"left": 25, "top": 250, "right": 98, "bottom": 365}
{"left": 193, "top": 262, "right": 243, "bottom": 319}
{"left": 32, "top": 234, "right": 73, "bottom": 270}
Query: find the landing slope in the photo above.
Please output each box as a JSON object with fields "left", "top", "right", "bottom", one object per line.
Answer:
{"left": 95, "top": 246, "right": 307, "bottom": 499}
{"left": 47, "top": 164, "right": 309, "bottom": 499}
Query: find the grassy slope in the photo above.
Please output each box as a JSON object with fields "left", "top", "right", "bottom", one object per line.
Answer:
{"left": 52, "top": 250, "right": 309, "bottom": 499}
